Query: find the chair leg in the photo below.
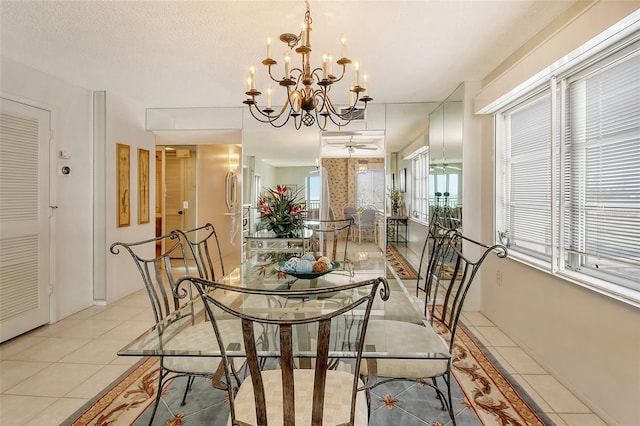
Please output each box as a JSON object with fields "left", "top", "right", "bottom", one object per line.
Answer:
{"left": 180, "top": 375, "right": 195, "bottom": 406}
{"left": 431, "top": 377, "right": 446, "bottom": 410}
{"left": 444, "top": 373, "right": 457, "bottom": 426}
{"left": 149, "top": 366, "right": 166, "bottom": 426}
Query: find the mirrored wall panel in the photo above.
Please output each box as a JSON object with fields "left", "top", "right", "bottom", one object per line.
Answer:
{"left": 429, "top": 83, "right": 463, "bottom": 229}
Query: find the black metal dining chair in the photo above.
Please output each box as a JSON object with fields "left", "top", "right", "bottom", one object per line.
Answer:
{"left": 173, "top": 222, "right": 225, "bottom": 281}
{"left": 360, "top": 229, "right": 507, "bottom": 425}
{"left": 304, "top": 218, "right": 354, "bottom": 276}
{"left": 109, "top": 233, "right": 238, "bottom": 425}
{"left": 415, "top": 221, "right": 458, "bottom": 318}
{"left": 177, "top": 274, "right": 390, "bottom": 426}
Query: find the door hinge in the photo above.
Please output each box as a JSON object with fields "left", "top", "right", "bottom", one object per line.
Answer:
{"left": 48, "top": 285, "right": 54, "bottom": 296}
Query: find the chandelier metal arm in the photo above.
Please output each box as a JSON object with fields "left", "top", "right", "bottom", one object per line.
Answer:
{"left": 265, "top": 64, "right": 284, "bottom": 85}
{"left": 318, "top": 92, "right": 369, "bottom": 128}
{"left": 247, "top": 96, "right": 292, "bottom": 121}
{"left": 327, "top": 62, "right": 349, "bottom": 84}
{"left": 247, "top": 103, "right": 302, "bottom": 129}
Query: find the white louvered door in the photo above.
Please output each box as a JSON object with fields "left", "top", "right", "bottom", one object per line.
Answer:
{"left": 0, "top": 98, "right": 51, "bottom": 342}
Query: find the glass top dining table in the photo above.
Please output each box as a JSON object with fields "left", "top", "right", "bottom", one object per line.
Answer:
{"left": 117, "top": 249, "right": 450, "bottom": 361}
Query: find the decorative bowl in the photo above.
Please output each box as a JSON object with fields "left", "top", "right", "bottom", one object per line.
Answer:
{"left": 275, "top": 261, "right": 340, "bottom": 279}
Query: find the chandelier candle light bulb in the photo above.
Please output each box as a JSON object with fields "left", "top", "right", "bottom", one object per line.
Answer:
{"left": 322, "top": 53, "right": 328, "bottom": 79}
{"left": 354, "top": 61, "right": 359, "bottom": 87}
{"left": 267, "top": 36, "right": 272, "bottom": 58}
{"left": 301, "top": 23, "right": 308, "bottom": 46}
{"left": 284, "top": 50, "right": 291, "bottom": 78}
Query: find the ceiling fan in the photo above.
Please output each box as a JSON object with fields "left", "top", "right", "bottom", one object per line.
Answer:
{"left": 345, "top": 141, "right": 378, "bottom": 153}
{"left": 430, "top": 162, "right": 461, "bottom": 171}
{"left": 324, "top": 137, "right": 379, "bottom": 153}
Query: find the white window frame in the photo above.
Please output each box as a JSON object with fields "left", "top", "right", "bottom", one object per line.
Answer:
{"left": 495, "top": 35, "right": 640, "bottom": 306}
{"left": 411, "top": 150, "right": 429, "bottom": 224}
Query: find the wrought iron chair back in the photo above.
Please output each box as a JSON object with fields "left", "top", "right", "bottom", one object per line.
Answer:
{"left": 415, "top": 221, "right": 447, "bottom": 316}
{"left": 430, "top": 229, "right": 508, "bottom": 348}
{"left": 173, "top": 222, "right": 225, "bottom": 281}
{"left": 361, "top": 230, "right": 506, "bottom": 426}
{"left": 110, "top": 234, "right": 237, "bottom": 425}
{"left": 304, "top": 218, "right": 353, "bottom": 265}
{"left": 178, "top": 275, "right": 390, "bottom": 426}
{"left": 110, "top": 233, "right": 190, "bottom": 323}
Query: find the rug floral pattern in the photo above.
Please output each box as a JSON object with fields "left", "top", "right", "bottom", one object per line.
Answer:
{"left": 66, "top": 321, "right": 546, "bottom": 426}
{"left": 386, "top": 244, "right": 418, "bottom": 279}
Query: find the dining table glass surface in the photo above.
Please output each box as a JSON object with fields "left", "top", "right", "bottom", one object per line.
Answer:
{"left": 117, "top": 250, "right": 450, "bottom": 361}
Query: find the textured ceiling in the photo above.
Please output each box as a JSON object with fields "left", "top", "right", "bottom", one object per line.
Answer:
{"left": 1, "top": 0, "right": 577, "bottom": 165}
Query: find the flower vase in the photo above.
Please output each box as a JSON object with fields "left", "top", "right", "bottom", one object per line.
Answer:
{"left": 392, "top": 202, "right": 399, "bottom": 216}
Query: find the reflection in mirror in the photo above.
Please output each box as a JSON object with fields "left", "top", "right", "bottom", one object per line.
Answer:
{"left": 429, "top": 83, "right": 463, "bottom": 229}
{"left": 319, "top": 130, "right": 385, "bottom": 229}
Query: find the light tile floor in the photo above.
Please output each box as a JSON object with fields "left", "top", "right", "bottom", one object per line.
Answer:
{"left": 0, "top": 244, "right": 608, "bottom": 426}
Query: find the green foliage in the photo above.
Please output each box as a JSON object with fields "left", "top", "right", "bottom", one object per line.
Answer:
{"left": 258, "top": 185, "right": 306, "bottom": 236}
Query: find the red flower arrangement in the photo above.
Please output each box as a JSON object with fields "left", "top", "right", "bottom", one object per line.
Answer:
{"left": 258, "top": 185, "right": 305, "bottom": 237}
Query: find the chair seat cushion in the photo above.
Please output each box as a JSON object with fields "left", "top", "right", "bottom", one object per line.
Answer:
{"left": 229, "top": 369, "right": 368, "bottom": 426}
{"left": 360, "top": 320, "right": 450, "bottom": 379}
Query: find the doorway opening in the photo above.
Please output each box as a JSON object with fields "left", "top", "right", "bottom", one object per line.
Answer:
{"left": 155, "top": 146, "right": 197, "bottom": 250}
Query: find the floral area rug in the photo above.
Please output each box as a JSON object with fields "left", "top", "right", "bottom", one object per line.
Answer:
{"left": 386, "top": 244, "right": 418, "bottom": 279}
{"left": 64, "top": 322, "right": 551, "bottom": 426}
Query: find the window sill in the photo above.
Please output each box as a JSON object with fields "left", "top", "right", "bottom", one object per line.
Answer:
{"left": 507, "top": 251, "right": 640, "bottom": 309}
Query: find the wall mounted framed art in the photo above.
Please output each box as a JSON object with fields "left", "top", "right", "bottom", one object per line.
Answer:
{"left": 138, "top": 148, "right": 150, "bottom": 224}
{"left": 116, "top": 143, "right": 130, "bottom": 227}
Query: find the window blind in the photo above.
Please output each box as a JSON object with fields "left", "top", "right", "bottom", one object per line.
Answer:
{"left": 503, "top": 93, "right": 553, "bottom": 258}
{"left": 564, "top": 51, "right": 640, "bottom": 287}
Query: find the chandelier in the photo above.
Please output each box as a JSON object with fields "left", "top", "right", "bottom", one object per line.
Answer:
{"left": 243, "top": 1, "right": 372, "bottom": 130}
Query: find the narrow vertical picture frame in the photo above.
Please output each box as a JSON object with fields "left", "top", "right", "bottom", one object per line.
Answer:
{"left": 138, "top": 148, "right": 150, "bottom": 224}
{"left": 117, "top": 143, "right": 130, "bottom": 227}
{"left": 399, "top": 168, "right": 406, "bottom": 193}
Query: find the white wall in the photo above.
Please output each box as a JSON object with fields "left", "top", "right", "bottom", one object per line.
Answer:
{"left": 1, "top": 57, "right": 94, "bottom": 319}
{"left": 275, "top": 166, "right": 316, "bottom": 192}
{"left": 104, "top": 93, "right": 156, "bottom": 304}
{"left": 459, "top": 81, "right": 483, "bottom": 310}
{"left": 254, "top": 159, "right": 276, "bottom": 193}
{"left": 1, "top": 56, "right": 156, "bottom": 318}
{"left": 475, "top": 4, "right": 640, "bottom": 425}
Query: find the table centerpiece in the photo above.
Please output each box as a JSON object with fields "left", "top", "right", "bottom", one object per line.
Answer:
{"left": 258, "top": 184, "right": 305, "bottom": 238}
